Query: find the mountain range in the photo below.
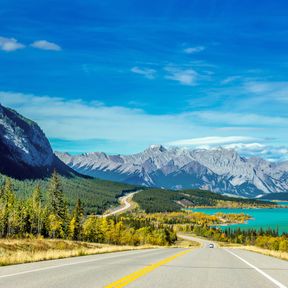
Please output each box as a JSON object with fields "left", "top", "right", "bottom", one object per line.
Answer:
{"left": 56, "top": 145, "right": 288, "bottom": 197}
{"left": 1, "top": 102, "right": 287, "bottom": 198}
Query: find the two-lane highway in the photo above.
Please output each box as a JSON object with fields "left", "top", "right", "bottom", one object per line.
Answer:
{"left": 0, "top": 237, "right": 287, "bottom": 288}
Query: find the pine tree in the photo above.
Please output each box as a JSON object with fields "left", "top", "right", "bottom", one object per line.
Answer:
{"left": 48, "top": 171, "right": 66, "bottom": 220}
{"left": 32, "top": 185, "right": 43, "bottom": 208}
{"left": 2, "top": 178, "right": 16, "bottom": 236}
{"left": 69, "top": 199, "right": 83, "bottom": 240}
{"left": 17, "top": 199, "right": 32, "bottom": 235}
{"left": 31, "top": 185, "right": 43, "bottom": 235}
{"left": 0, "top": 182, "right": 4, "bottom": 199}
{"left": 0, "top": 181, "right": 6, "bottom": 236}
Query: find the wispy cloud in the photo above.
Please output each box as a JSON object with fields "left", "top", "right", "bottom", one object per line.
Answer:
{"left": 165, "top": 67, "right": 198, "bottom": 86}
{"left": 167, "top": 136, "right": 257, "bottom": 146}
{"left": 131, "top": 66, "right": 156, "bottom": 79}
{"left": 184, "top": 46, "right": 205, "bottom": 54}
{"left": 31, "top": 40, "right": 61, "bottom": 51}
{"left": 224, "top": 143, "right": 288, "bottom": 161}
{"left": 167, "top": 136, "right": 288, "bottom": 161}
{"left": 0, "top": 91, "right": 194, "bottom": 143}
{"left": 191, "top": 111, "right": 287, "bottom": 127}
{"left": 0, "top": 91, "right": 287, "bottom": 160}
{"left": 221, "top": 76, "right": 242, "bottom": 84}
{"left": 244, "top": 81, "right": 288, "bottom": 102}
{"left": 0, "top": 36, "right": 25, "bottom": 52}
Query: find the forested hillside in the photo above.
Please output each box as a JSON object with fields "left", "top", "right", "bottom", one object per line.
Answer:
{"left": 259, "top": 192, "right": 288, "bottom": 201}
{"left": 0, "top": 173, "right": 137, "bottom": 214}
{"left": 133, "top": 188, "right": 275, "bottom": 213}
{"left": 0, "top": 173, "right": 175, "bottom": 246}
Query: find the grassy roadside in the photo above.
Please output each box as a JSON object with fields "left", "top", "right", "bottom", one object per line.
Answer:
{"left": 0, "top": 238, "right": 155, "bottom": 266}
{"left": 0, "top": 233, "right": 199, "bottom": 267}
{"left": 239, "top": 246, "right": 288, "bottom": 261}
{"left": 220, "top": 243, "right": 288, "bottom": 261}
{"left": 172, "top": 237, "right": 200, "bottom": 248}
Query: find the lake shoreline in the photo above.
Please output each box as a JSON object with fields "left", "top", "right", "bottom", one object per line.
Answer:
{"left": 188, "top": 207, "right": 288, "bottom": 234}
{"left": 186, "top": 204, "right": 288, "bottom": 210}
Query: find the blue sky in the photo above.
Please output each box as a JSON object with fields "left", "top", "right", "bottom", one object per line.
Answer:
{"left": 0, "top": 0, "right": 287, "bottom": 160}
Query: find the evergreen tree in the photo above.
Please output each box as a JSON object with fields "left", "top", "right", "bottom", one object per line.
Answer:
{"left": 31, "top": 185, "right": 43, "bottom": 234}
{"left": 3, "top": 178, "right": 16, "bottom": 236}
{"left": 0, "top": 183, "right": 4, "bottom": 199}
{"left": 69, "top": 199, "right": 83, "bottom": 240}
{"left": 48, "top": 171, "right": 66, "bottom": 220}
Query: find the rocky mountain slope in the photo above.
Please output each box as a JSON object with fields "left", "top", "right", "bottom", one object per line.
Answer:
{"left": 0, "top": 103, "right": 72, "bottom": 179}
{"left": 0, "top": 103, "right": 138, "bottom": 213}
{"left": 56, "top": 145, "right": 288, "bottom": 197}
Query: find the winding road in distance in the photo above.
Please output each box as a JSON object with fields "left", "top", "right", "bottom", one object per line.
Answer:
{"left": 0, "top": 235, "right": 287, "bottom": 288}
{"left": 102, "top": 191, "right": 140, "bottom": 217}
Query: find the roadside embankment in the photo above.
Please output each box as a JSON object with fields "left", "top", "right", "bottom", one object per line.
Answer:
{"left": 0, "top": 238, "right": 154, "bottom": 266}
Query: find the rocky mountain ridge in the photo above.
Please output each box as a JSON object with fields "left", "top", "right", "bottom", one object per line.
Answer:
{"left": 0, "top": 103, "right": 73, "bottom": 179}
{"left": 56, "top": 145, "right": 288, "bottom": 197}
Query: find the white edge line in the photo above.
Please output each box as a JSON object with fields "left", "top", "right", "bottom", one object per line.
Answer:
{"left": 225, "top": 249, "right": 287, "bottom": 288}
{"left": 0, "top": 248, "right": 152, "bottom": 279}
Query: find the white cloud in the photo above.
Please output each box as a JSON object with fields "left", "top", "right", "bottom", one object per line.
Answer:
{"left": 167, "top": 136, "right": 257, "bottom": 147}
{"left": 0, "top": 36, "right": 25, "bottom": 52}
{"left": 244, "top": 81, "right": 288, "bottom": 102}
{"left": 223, "top": 143, "right": 288, "bottom": 161}
{"left": 0, "top": 91, "right": 195, "bottom": 142}
{"left": 167, "top": 137, "right": 288, "bottom": 161}
{"left": 0, "top": 37, "right": 62, "bottom": 52}
{"left": 191, "top": 111, "right": 287, "bottom": 127}
{"left": 0, "top": 91, "right": 287, "bottom": 160}
{"left": 184, "top": 46, "right": 205, "bottom": 54}
{"left": 31, "top": 40, "right": 61, "bottom": 51}
{"left": 165, "top": 67, "right": 198, "bottom": 86}
{"left": 221, "top": 76, "right": 242, "bottom": 84}
{"left": 131, "top": 67, "right": 156, "bottom": 79}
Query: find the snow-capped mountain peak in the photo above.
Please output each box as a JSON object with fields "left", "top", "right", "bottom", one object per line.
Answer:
{"left": 56, "top": 145, "right": 288, "bottom": 197}
{"left": 145, "top": 144, "right": 167, "bottom": 153}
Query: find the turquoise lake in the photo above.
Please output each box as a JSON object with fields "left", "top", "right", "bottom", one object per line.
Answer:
{"left": 277, "top": 201, "right": 288, "bottom": 206}
{"left": 190, "top": 207, "right": 288, "bottom": 235}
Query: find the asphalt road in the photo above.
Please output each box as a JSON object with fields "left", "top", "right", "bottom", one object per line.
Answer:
{"left": 178, "top": 234, "right": 219, "bottom": 248}
{"left": 103, "top": 191, "right": 139, "bottom": 217}
{"left": 0, "top": 237, "right": 287, "bottom": 288}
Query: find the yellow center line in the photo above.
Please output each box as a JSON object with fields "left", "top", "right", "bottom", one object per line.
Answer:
{"left": 104, "top": 249, "right": 193, "bottom": 288}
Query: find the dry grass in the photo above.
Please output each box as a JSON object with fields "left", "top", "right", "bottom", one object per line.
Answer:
{"left": 0, "top": 238, "right": 153, "bottom": 266}
{"left": 230, "top": 245, "right": 288, "bottom": 261}
{"left": 172, "top": 238, "right": 200, "bottom": 248}
{"left": 217, "top": 242, "right": 241, "bottom": 248}
{"left": 214, "top": 242, "right": 288, "bottom": 261}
